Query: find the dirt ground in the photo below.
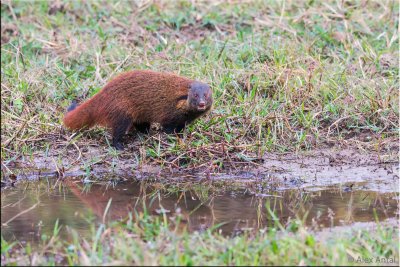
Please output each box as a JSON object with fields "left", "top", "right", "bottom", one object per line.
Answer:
{"left": 260, "top": 148, "right": 399, "bottom": 193}
{"left": 3, "top": 146, "right": 399, "bottom": 194}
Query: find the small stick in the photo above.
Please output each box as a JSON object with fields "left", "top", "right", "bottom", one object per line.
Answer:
{"left": 3, "top": 115, "right": 37, "bottom": 148}
{"left": 2, "top": 201, "right": 40, "bottom": 226}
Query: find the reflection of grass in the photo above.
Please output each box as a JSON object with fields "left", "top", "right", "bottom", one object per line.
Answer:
{"left": 1, "top": 210, "right": 398, "bottom": 266}
{"left": 1, "top": 0, "right": 399, "bottom": 171}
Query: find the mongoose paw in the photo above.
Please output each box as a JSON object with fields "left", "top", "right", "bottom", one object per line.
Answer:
{"left": 163, "top": 124, "right": 185, "bottom": 134}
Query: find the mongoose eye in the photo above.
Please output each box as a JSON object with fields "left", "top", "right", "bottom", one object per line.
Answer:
{"left": 195, "top": 94, "right": 199, "bottom": 98}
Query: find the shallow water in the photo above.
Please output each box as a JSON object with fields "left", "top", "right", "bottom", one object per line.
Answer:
{"left": 1, "top": 178, "right": 399, "bottom": 245}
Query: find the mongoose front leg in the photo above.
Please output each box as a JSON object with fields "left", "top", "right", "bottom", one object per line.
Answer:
{"left": 134, "top": 122, "right": 151, "bottom": 134}
{"left": 163, "top": 123, "right": 185, "bottom": 135}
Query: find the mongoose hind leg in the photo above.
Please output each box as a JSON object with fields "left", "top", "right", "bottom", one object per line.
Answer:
{"left": 111, "top": 114, "right": 133, "bottom": 150}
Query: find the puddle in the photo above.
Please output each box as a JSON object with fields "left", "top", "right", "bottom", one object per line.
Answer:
{"left": 2, "top": 178, "right": 398, "bottom": 245}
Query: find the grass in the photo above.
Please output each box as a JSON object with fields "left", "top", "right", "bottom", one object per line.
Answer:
{"left": 1, "top": 0, "right": 399, "bottom": 172}
{"left": 1, "top": 205, "right": 398, "bottom": 266}
{"left": 1, "top": 1, "right": 399, "bottom": 265}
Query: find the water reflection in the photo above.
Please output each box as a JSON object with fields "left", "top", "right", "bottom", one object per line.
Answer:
{"left": 1, "top": 179, "right": 398, "bottom": 244}
{"left": 66, "top": 181, "right": 215, "bottom": 233}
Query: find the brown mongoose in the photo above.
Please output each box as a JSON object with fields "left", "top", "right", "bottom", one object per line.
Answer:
{"left": 63, "top": 70, "right": 213, "bottom": 150}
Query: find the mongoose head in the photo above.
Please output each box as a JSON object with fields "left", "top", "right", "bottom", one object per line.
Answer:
{"left": 188, "top": 81, "right": 213, "bottom": 112}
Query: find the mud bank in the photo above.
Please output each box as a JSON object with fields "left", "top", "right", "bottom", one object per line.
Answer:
{"left": 2, "top": 148, "right": 399, "bottom": 193}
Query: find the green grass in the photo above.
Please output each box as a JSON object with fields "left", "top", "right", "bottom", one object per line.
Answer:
{"left": 1, "top": 0, "right": 399, "bottom": 171}
{"left": 1, "top": 207, "right": 398, "bottom": 266}
{"left": 1, "top": 2, "right": 399, "bottom": 265}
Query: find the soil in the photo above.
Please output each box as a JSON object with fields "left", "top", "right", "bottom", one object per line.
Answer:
{"left": 2, "top": 147, "right": 398, "bottom": 193}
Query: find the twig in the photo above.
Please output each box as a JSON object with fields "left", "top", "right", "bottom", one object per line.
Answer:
{"left": 2, "top": 201, "right": 40, "bottom": 226}
{"left": 3, "top": 115, "right": 37, "bottom": 148}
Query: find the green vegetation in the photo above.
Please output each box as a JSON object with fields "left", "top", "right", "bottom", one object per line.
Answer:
{"left": 1, "top": 0, "right": 398, "bottom": 171}
{"left": 2, "top": 208, "right": 398, "bottom": 266}
{"left": 1, "top": 1, "right": 399, "bottom": 266}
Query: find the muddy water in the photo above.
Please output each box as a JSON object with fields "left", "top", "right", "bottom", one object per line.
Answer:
{"left": 2, "top": 178, "right": 398, "bottom": 245}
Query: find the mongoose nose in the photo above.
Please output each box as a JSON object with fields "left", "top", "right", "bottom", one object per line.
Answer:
{"left": 198, "top": 102, "right": 206, "bottom": 108}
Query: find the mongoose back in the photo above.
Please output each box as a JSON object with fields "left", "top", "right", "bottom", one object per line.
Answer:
{"left": 63, "top": 70, "right": 213, "bottom": 150}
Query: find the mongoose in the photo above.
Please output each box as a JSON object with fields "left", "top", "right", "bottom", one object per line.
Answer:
{"left": 63, "top": 70, "right": 213, "bottom": 150}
